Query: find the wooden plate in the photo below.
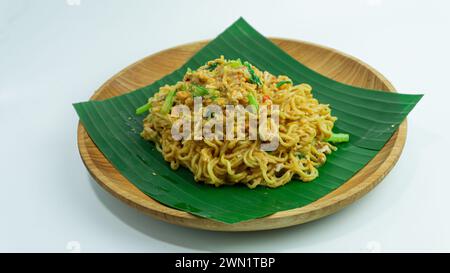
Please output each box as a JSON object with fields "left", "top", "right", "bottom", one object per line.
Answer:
{"left": 77, "top": 38, "right": 406, "bottom": 231}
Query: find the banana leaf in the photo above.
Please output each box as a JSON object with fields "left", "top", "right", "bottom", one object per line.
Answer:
{"left": 73, "top": 18, "right": 422, "bottom": 223}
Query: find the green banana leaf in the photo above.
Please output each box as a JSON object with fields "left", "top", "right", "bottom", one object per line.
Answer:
{"left": 73, "top": 18, "right": 422, "bottom": 224}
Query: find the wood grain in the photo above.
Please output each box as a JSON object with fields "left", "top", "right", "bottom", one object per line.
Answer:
{"left": 77, "top": 38, "right": 406, "bottom": 231}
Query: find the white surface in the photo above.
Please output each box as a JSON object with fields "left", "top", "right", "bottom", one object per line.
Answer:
{"left": 0, "top": 0, "right": 449, "bottom": 253}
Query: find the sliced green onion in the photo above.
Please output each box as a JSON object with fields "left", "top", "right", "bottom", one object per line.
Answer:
{"left": 276, "top": 80, "right": 292, "bottom": 88}
{"left": 135, "top": 102, "right": 152, "bottom": 115}
{"left": 179, "top": 83, "right": 187, "bottom": 91}
{"left": 208, "top": 89, "right": 221, "bottom": 101}
{"left": 227, "top": 59, "right": 242, "bottom": 68}
{"left": 247, "top": 93, "right": 259, "bottom": 111}
{"left": 161, "top": 89, "right": 177, "bottom": 114}
{"left": 326, "top": 133, "right": 350, "bottom": 143}
{"left": 244, "top": 61, "right": 262, "bottom": 86}
{"left": 209, "top": 88, "right": 220, "bottom": 96}
{"left": 191, "top": 84, "right": 210, "bottom": 97}
{"left": 207, "top": 63, "right": 218, "bottom": 71}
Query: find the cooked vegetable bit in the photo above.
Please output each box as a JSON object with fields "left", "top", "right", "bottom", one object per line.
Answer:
{"left": 135, "top": 102, "right": 152, "bottom": 115}
{"left": 207, "top": 63, "right": 218, "bottom": 71}
{"left": 227, "top": 59, "right": 242, "bottom": 68}
{"left": 191, "top": 84, "right": 210, "bottom": 97}
{"left": 326, "top": 133, "right": 350, "bottom": 143}
{"left": 247, "top": 93, "right": 259, "bottom": 110}
{"left": 276, "top": 80, "right": 292, "bottom": 88}
{"left": 244, "top": 61, "right": 262, "bottom": 86}
{"left": 161, "top": 89, "right": 177, "bottom": 114}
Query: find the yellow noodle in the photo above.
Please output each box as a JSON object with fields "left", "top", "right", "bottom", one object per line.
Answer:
{"left": 141, "top": 56, "right": 337, "bottom": 188}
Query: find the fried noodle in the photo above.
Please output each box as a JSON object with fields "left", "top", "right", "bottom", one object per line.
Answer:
{"left": 140, "top": 56, "right": 337, "bottom": 188}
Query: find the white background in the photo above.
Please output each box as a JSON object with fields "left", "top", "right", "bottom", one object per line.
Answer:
{"left": 1, "top": 0, "right": 449, "bottom": 252}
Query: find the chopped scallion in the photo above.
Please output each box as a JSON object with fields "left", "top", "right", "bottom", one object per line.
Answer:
{"left": 135, "top": 102, "right": 152, "bottom": 115}
{"left": 247, "top": 93, "right": 259, "bottom": 111}
{"left": 207, "top": 63, "right": 218, "bottom": 71}
{"left": 276, "top": 80, "right": 292, "bottom": 88}
{"left": 228, "top": 59, "right": 242, "bottom": 68}
{"left": 244, "top": 61, "right": 262, "bottom": 86}
{"left": 191, "top": 84, "right": 210, "bottom": 97}
{"left": 161, "top": 90, "right": 177, "bottom": 114}
{"left": 326, "top": 133, "right": 350, "bottom": 143}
